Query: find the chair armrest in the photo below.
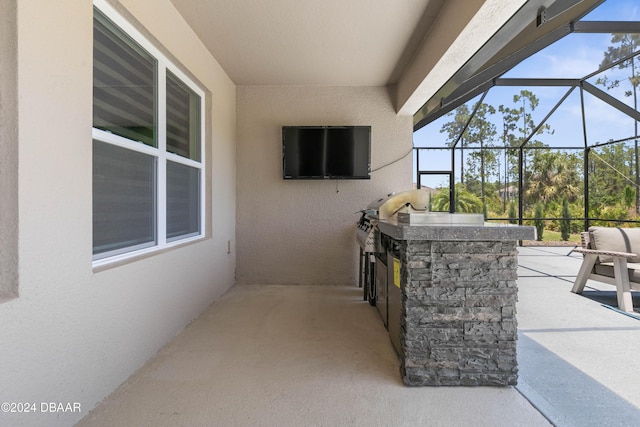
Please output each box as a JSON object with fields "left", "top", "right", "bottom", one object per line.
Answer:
{"left": 573, "top": 247, "right": 637, "bottom": 258}
{"left": 580, "top": 231, "right": 590, "bottom": 249}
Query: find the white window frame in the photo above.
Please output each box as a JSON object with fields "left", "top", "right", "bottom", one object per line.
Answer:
{"left": 93, "top": 0, "right": 205, "bottom": 267}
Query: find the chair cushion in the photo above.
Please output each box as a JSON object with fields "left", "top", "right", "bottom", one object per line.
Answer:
{"left": 595, "top": 262, "right": 640, "bottom": 283}
{"left": 589, "top": 227, "right": 640, "bottom": 263}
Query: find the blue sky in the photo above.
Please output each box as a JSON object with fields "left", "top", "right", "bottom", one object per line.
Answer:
{"left": 412, "top": 0, "right": 640, "bottom": 187}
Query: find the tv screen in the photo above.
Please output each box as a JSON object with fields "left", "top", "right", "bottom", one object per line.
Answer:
{"left": 282, "top": 126, "right": 371, "bottom": 179}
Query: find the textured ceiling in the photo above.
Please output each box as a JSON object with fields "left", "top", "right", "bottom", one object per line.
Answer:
{"left": 170, "top": 0, "right": 441, "bottom": 86}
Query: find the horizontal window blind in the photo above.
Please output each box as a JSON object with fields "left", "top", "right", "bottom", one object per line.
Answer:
{"left": 166, "top": 71, "right": 200, "bottom": 161}
{"left": 166, "top": 161, "right": 200, "bottom": 240}
{"left": 93, "top": 140, "right": 156, "bottom": 256}
{"left": 93, "top": 11, "right": 156, "bottom": 147}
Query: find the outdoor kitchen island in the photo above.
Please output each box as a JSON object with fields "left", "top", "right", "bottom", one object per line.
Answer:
{"left": 376, "top": 216, "right": 535, "bottom": 387}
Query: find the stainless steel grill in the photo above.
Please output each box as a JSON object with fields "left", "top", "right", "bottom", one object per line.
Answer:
{"left": 356, "top": 189, "right": 430, "bottom": 304}
{"left": 356, "top": 216, "right": 378, "bottom": 253}
{"left": 356, "top": 189, "right": 430, "bottom": 252}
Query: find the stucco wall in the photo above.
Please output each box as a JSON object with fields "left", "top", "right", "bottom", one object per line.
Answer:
{"left": 0, "top": 0, "right": 18, "bottom": 302}
{"left": 236, "top": 86, "right": 413, "bottom": 286}
{"left": 0, "top": 1, "right": 236, "bottom": 426}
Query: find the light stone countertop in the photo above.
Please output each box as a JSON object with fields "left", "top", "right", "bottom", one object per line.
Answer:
{"left": 377, "top": 219, "right": 536, "bottom": 242}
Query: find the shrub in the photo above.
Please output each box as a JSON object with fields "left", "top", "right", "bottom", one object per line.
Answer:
{"left": 508, "top": 203, "right": 517, "bottom": 225}
{"left": 624, "top": 185, "right": 635, "bottom": 209}
{"left": 560, "top": 197, "right": 570, "bottom": 241}
{"left": 534, "top": 203, "right": 544, "bottom": 241}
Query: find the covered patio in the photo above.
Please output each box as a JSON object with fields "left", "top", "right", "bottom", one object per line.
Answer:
{"left": 77, "top": 246, "right": 640, "bottom": 426}
{"left": 4, "top": 1, "right": 640, "bottom": 426}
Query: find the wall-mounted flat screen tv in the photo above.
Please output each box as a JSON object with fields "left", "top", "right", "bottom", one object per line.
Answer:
{"left": 282, "top": 126, "right": 371, "bottom": 179}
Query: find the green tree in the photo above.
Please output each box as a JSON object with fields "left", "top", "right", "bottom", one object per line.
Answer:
{"left": 508, "top": 202, "right": 517, "bottom": 225}
{"left": 534, "top": 203, "right": 544, "bottom": 241}
{"left": 596, "top": 33, "right": 640, "bottom": 214}
{"left": 440, "top": 104, "right": 471, "bottom": 184}
{"left": 440, "top": 102, "right": 499, "bottom": 215}
{"left": 465, "top": 103, "right": 498, "bottom": 212}
{"left": 597, "top": 33, "right": 640, "bottom": 103}
{"left": 624, "top": 185, "right": 635, "bottom": 209}
{"left": 511, "top": 90, "right": 553, "bottom": 184}
{"left": 498, "top": 105, "right": 520, "bottom": 212}
{"left": 526, "top": 150, "right": 581, "bottom": 204}
{"left": 560, "top": 197, "right": 570, "bottom": 241}
{"left": 498, "top": 90, "right": 554, "bottom": 216}
{"left": 589, "top": 143, "right": 635, "bottom": 216}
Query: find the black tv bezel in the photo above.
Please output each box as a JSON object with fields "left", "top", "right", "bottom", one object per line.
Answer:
{"left": 282, "top": 125, "right": 371, "bottom": 180}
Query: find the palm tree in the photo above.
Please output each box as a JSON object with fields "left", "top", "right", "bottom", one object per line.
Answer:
{"left": 526, "top": 151, "right": 580, "bottom": 204}
{"left": 431, "top": 185, "right": 483, "bottom": 213}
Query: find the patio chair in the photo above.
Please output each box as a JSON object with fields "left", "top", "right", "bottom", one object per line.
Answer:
{"left": 571, "top": 226, "right": 640, "bottom": 313}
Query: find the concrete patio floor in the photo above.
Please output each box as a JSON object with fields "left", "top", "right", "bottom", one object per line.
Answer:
{"left": 516, "top": 246, "right": 640, "bottom": 427}
{"left": 76, "top": 246, "right": 640, "bottom": 427}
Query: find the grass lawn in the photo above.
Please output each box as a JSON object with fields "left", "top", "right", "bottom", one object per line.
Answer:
{"left": 525, "top": 229, "right": 581, "bottom": 246}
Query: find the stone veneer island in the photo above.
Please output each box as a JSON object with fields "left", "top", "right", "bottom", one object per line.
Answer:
{"left": 377, "top": 218, "right": 535, "bottom": 386}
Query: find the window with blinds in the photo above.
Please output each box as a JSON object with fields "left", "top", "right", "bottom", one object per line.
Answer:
{"left": 92, "top": 2, "right": 204, "bottom": 264}
{"left": 93, "top": 11, "right": 156, "bottom": 147}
